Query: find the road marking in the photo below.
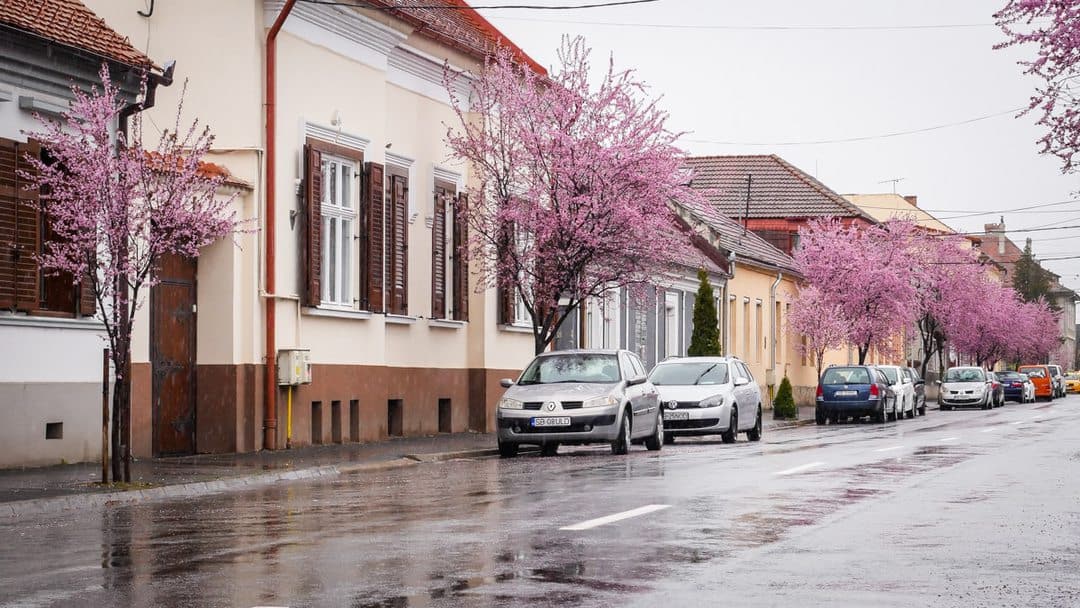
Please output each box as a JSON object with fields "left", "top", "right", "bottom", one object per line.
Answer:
{"left": 874, "top": 446, "right": 904, "bottom": 453}
{"left": 1031, "top": 415, "right": 1042, "bottom": 420}
{"left": 940, "top": 437, "right": 958, "bottom": 442}
{"left": 1011, "top": 421, "right": 1024, "bottom": 425}
{"left": 981, "top": 427, "right": 997, "bottom": 433}
{"left": 774, "top": 462, "right": 825, "bottom": 476}
{"left": 560, "top": 504, "right": 671, "bottom": 531}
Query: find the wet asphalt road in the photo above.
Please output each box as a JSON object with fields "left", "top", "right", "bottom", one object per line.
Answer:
{"left": 2, "top": 397, "right": 1080, "bottom": 608}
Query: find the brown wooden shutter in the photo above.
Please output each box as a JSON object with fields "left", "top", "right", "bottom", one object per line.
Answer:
{"left": 13, "top": 140, "right": 40, "bottom": 313}
{"left": 431, "top": 189, "right": 446, "bottom": 319}
{"left": 452, "top": 193, "right": 468, "bottom": 322}
{"left": 496, "top": 220, "right": 516, "bottom": 325}
{"left": 362, "top": 162, "right": 384, "bottom": 312}
{"left": 0, "top": 137, "right": 18, "bottom": 309}
{"left": 79, "top": 267, "right": 96, "bottom": 317}
{"left": 388, "top": 174, "right": 409, "bottom": 315}
{"left": 302, "top": 143, "right": 322, "bottom": 307}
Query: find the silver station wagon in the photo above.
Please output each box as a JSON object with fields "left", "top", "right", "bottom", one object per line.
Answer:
{"left": 496, "top": 349, "right": 663, "bottom": 457}
{"left": 648, "top": 356, "right": 763, "bottom": 444}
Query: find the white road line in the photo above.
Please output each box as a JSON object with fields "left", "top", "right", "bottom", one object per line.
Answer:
{"left": 874, "top": 446, "right": 904, "bottom": 453}
{"left": 560, "top": 504, "right": 671, "bottom": 531}
{"left": 1011, "top": 421, "right": 1024, "bottom": 425}
{"left": 774, "top": 462, "right": 825, "bottom": 476}
{"left": 981, "top": 427, "right": 997, "bottom": 433}
{"left": 1031, "top": 415, "right": 1042, "bottom": 420}
{"left": 940, "top": 437, "right": 958, "bottom": 442}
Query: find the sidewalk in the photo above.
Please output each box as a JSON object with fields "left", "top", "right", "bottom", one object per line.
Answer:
{"left": 2, "top": 410, "right": 815, "bottom": 517}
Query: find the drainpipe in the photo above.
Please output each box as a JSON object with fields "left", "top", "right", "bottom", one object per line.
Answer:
{"left": 724, "top": 252, "right": 736, "bottom": 355}
{"left": 263, "top": 0, "right": 298, "bottom": 451}
{"left": 768, "top": 271, "right": 783, "bottom": 394}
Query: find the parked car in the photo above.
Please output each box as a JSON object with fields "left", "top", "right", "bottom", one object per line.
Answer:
{"left": 496, "top": 349, "right": 662, "bottom": 457}
{"left": 986, "top": 371, "right": 1006, "bottom": 408}
{"left": 1017, "top": 365, "right": 1054, "bottom": 401}
{"left": 904, "top": 367, "right": 927, "bottom": 416}
{"left": 995, "top": 370, "right": 1028, "bottom": 403}
{"left": 815, "top": 365, "right": 896, "bottom": 424}
{"left": 647, "top": 356, "right": 763, "bottom": 444}
{"left": 876, "top": 365, "right": 915, "bottom": 420}
{"left": 1048, "top": 364, "right": 1066, "bottom": 398}
{"left": 938, "top": 367, "right": 994, "bottom": 410}
{"left": 1065, "top": 372, "right": 1080, "bottom": 395}
{"left": 1021, "top": 373, "right": 1037, "bottom": 403}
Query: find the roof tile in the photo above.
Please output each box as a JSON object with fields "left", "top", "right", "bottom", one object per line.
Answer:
{"left": 0, "top": 0, "right": 155, "bottom": 69}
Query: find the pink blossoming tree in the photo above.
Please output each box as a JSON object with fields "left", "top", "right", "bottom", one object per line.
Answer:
{"left": 995, "top": 0, "right": 1080, "bottom": 172}
{"left": 786, "top": 284, "right": 847, "bottom": 380}
{"left": 445, "top": 37, "right": 703, "bottom": 354}
{"left": 22, "top": 65, "right": 240, "bottom": 482}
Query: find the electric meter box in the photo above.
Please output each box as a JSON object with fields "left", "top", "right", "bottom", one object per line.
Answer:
{"left": 276, "top": 348, "right": 312, "bottom": 386}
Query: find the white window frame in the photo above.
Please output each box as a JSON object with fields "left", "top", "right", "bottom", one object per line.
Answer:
{"left": 320, "top": 154, "right": 357, "bottom": 307}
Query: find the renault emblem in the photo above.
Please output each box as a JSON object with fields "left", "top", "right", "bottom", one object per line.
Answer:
{"left": 667, "top": 400, "right": 678, "bottom": 410}
{"left": 545, "top": 401, "right": 557, "bottom": 411}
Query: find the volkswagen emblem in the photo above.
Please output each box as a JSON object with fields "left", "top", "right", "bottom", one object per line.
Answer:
{"left": 667, "top": 400, "right": 678, "bottom": 410}
{"left": 545, "top": 401, "right": 557, "bottom": 411}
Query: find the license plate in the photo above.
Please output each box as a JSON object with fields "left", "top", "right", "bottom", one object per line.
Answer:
{"left": 835, "top": 390, "right": 857, "bottom": 397}
{"left": 663, "top": 411, "right": 690, "bottom": 421}
{"left": 532, "top": 417, "right": 571, "bottom": 427}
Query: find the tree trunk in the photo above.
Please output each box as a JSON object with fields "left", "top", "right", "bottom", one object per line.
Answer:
{"left": 858, "top": 344, "right": 870, "bottom": 365}
{"left": 110, "top": 373, "right": 123, "bottom": 483}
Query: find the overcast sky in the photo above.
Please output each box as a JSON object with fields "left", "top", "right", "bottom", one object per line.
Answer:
{"left": 479, "top": 0, "right": 1080, "bottom": 296}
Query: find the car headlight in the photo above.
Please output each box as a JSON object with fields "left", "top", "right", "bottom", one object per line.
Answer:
{"left": 583, "top": 395, "right": 619, "bottom": 408}
{"left": 498, "top": 397, "right": 523, "bottom": 410}
{"left": 699, "top": 394, "right": 725, "bottom": 408}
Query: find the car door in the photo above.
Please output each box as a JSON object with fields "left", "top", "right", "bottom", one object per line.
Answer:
{"left": 620, "top": 353, "right": 648, "bottom": 436}
{"left": 735, "top": 362, "right": 754, "bottom": 429}
{"left": 630, "top": 353, "right": 658, "bottom": 432}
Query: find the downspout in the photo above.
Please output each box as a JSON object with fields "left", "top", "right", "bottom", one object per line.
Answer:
{"left": 769, "top": 271, "right": 783, "bottom": 396}
{"left": 725, "top": 252, "right": 736, "bottom": 356}
{"left": 263, "top": 0, "right": 298, "bottom": 451}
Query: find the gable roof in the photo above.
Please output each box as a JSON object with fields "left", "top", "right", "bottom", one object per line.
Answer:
{"left": 674, "top": 200, "right": 800, "bottom": 276}
{"left": 843, "top": 193, "right": 954, "bottom": 233}
{"left": 685, "top": 154, "right": 874, "bottom": 222}
{"left": 363, "top": 0, "right": 546, "bottom": 76}
{"left": 0, "top": 0, "right": 155, "bottom": 69}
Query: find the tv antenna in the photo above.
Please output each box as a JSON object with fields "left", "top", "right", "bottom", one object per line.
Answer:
{"left": 878, "top": 177, "right": 905, "bottom": 194}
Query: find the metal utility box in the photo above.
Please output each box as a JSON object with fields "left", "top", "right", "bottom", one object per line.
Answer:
{"left": 277, "top": 348, "right": 312, "bottom": 386}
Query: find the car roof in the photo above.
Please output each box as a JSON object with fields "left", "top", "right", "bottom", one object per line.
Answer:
{"left": 538, "top": 349, "right": 622, "bottom": 356}
{"left": 655, "top": 356, "right": 735, "bottom": 364}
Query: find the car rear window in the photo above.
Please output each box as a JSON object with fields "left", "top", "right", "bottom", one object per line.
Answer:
{"left": 1019, "top": 366, "right": 1047, "bottom": 378}
{"left": 879, "top": 368, "right": 899, "bottom": 384}
{"left": 997, "top": 372, "right": 1021, "bottom": 381}
{"left": 944, "top": 368, "right": 985, "bottom": 382}
{"left": 649, "top": 362, "right": 729, "bottom": 386}
{"left": 822, "top": 368, "right": 870, "bottom": 385}
{"left": 518, "top": 353, "right": 621, "bottom": 385}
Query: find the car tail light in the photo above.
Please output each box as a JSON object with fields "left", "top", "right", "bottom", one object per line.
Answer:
{"left": 870, "top": 383, "right": 880, "bottom": 398}
{"left": 816, "top": 384, "right": 823, "bottom": 398}
{"left": 1012, "top": 382, "right": 1022, "bottom": 387}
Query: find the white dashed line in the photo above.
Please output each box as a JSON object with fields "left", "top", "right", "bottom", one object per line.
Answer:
{"left": 1012, "top": 421, "right": 1024, "bottom": 425}
{"left": 874, "top": 446, "right": 904, "bottom": 453}
{"left": 774, "top": 462, "right": 825, "bottom": 476}
{"left": 560, "top": 504, "right": 671, "bottom": 531}
{"left": 981, "top": 427, "right": 997, "bottom": 433}
{"left": 940, "top": 437, "right": 958, "bottom": 442}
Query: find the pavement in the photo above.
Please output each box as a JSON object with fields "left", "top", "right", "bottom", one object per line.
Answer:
{"left": 0, "top": 405, "right": 816, "bottom": 517}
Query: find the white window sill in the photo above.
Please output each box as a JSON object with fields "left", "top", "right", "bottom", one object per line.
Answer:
{"left": 385, "top": 314, "right": 418, "bottom": 325}
{"left": 305, "top": 306, "right": 373, "bottom": 321}
{"left": 428, "top": 318, "right": 467, "bottom": 329}
{"left": 499, "top": 323, "right": 534, "bottom": 334}
{"left": 0, "top": 314, "right": 105, "bottom": 331}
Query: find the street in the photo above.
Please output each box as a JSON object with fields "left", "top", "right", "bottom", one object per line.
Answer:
{"left": 2, "top": 398, "right": 1079, "bottom": 608}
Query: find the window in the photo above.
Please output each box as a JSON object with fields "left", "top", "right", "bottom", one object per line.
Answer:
{"left": 386, "top": 168, "right": 409, "bottom": 315}
{"left": 519, "top": 353, "right": 621, "bottom": 384}
{"left": 320, "top": 155, "right": 355, "bottom": 306}
{"left": 755, "top": 301, "right": 763, "bottom": 362}
{"left": 431, "top": 182, "right": 468, "bottom": 321}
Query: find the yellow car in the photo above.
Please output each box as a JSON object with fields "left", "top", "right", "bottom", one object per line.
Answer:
{"left": 1066, "top": 373, "right": 1080, "bottom": 394}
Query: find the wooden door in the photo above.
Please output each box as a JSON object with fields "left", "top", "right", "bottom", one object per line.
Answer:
{"left": 151, "top": 254, "right": 197, "bottom": 456}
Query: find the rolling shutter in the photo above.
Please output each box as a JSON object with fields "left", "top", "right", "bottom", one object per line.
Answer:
{"left": 362, "top": 162, "right": 385, "bottom": 313}
{"left": 452, "top": 193, "right": 468, "bottom": 322}
{"left": 302, "top": 143, "right": 322, "bottom": 307}
{"left": 431, "top": 188, "right": 446, "bottom": 319}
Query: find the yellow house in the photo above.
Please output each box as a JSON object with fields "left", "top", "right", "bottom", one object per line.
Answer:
{"left": 82, "top": 0, "right": 542, "bottom": 456}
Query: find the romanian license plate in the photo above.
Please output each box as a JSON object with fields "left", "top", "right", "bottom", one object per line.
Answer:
{"left": 835, "top": 390, "right": 857, "bottom": 397}
{"left": 663, "top": 411, "right": 690, "bottom": 421}
{"left": 532, "top": 417, "right": 571, "bottom": 427}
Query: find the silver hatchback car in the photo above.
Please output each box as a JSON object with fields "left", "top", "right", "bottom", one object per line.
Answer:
{"left": 648, "top": 356, "right": 763, "bottom": 444}
{"left": 496, "top": 349, "right": 662, "bottom": 457}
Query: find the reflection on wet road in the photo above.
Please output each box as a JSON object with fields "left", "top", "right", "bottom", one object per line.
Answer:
{"left": 2, "top": 398, "right": 1079, "bottom": 607}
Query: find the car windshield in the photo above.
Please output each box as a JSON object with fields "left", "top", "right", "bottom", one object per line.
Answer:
{"left": 945, "top": 368, "right": 985, "bottom": 382}
{"left": 649, "top": 361, "right": 729, "bottom": 386}
{"left": 879, "top": 367, "right": 899, "bottom": 384}
{"left": 1019, "top": 367, "right": 1046, "bottom": 378}
{"left": 1068, "top": 373, "right": 1080, "bottom": 380}
{"left": 822, "top": 367, "right": 870, "bottom": 385}
{"left": 518, "top": 353, "right": 621, "bottom": 385}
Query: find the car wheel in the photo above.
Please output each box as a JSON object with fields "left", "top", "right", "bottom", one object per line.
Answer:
{"left": 918, "top": 401, "right": 927, "bottom": 416}
{"left": 663, "top": 432, "right": 675, "bottom": 445}
{"left": 872, "top": 403, "right": 885, "bottom": 423}
{"left": 540, "top": 443, "right": 559, "bottom": 457}
{"left": 721, "top": 407, "right": 738, "bottom": 443}
{"left": 498, "top": 441, "right": 519, "bottom": 458}
{"left": 645, "top": 411, "right": 663, "bottom": 451}
{"left": 981, "top": 395, "right": 991, "bottom": 410}
{"left": 746, "top": 407, "right": 762, "bottom": 442}
{"left": 611, "top": 411, "right": 631, "bottom": 455}
{"left": 906, "top": 397, "right": 915, "bottom": 419}
{"left": 815, "top": 407, "right": 827, "bottom": 425}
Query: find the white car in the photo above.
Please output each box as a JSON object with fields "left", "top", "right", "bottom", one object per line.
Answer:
{"left": 938, "top": 366, "right": 993, "bottom": 410}
{"left": 1020, "top": 373, "right": 1037, "bottom": 403}
{"left": 876, "top": 365, "right": 915, "bottom": 420}
{"left": 648, "top": 356, "right": 763, "bottom": 444}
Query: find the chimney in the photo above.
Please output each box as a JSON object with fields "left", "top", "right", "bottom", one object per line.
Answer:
{"left": 903, "top": 195, "right": 917, "bottom": 208}
{"left": 984, "top": 218, "right": 1006, "bottom": 255}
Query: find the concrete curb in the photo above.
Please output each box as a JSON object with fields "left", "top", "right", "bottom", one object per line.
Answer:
{"left": 768, "top": 418, "right": 815, "bottom": 430}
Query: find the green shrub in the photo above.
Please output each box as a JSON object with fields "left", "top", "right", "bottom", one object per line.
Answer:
{"left": 687, "top": 269, "right": 721, "bottom": 356}
{"left": 773, "top": 375, "right": 797, "bottom": 419}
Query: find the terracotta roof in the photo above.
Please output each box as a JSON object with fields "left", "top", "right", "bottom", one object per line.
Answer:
{"left": 674, "top": 200, "right": 800, "bottom": 276}
{"left": 0, "top": 0, "right": 155, "bottom": 69}
{"left": 364, "top": 0, "right": 545, "bottom": 75}
{"left": 685, "top": 155, "right": 874, "bottom": 221}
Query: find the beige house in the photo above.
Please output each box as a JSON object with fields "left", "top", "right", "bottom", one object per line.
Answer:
{"left": 77, "top": 0, "right": 541, "bottom": 458}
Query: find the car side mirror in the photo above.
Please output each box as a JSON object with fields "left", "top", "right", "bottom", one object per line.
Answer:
{"left": 903, "top": 377, "right": 911, "bottom": 384}
{"left": 499, "top": 378, "right": 514, "bottom": 388}
{"left": 734, "top": 377, "right": 749, "bottom": 387}
{"left": 627, "top": 375, "right": 647, "bottom": 386}
{"left": 935, "top": 380, "right": 942, "bottom": 385}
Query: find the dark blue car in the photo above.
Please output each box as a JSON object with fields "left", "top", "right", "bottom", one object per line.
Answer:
{"left": 995, "top": 370, "right": 1026, "bottom": 403}
{"left": 815, "top": 365, "right": 896, "bottom": 424}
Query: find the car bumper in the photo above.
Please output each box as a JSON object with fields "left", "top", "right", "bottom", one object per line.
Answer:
{"left": 817, "top": 399, "right": 883, "bottom": 415}
{"left": 661, "top": 404, "right": 733, "bottom": 437}
{"left": 496, "top": 405, "right": 621, "bottom": 445}
{"left": 1003, "top": 387, "right": 1024, "bottom": 400}
{"left": 939, "top": 394, "right": 985, "bottom": 406}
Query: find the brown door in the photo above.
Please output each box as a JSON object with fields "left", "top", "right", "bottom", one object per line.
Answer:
{"left": 151, "top": 254, "right": 197, "bottom": 456}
